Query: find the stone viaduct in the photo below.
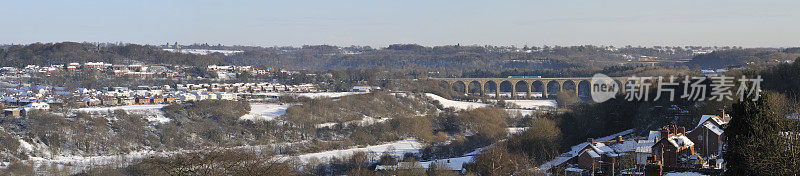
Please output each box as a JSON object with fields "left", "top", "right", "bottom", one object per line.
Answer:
{"left": 430, "top": 77, "right": 630, "bottom": 99}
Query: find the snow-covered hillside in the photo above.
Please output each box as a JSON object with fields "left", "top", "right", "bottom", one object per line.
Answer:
{"left": 295, "top": 139, "right": 422, "bottom": 163}
{"left": 76, "top": 104, "right": 170, "bottom": 123}
{"left": 239, "top": 103, "right": 291, "bottom": 121}
{"left": 425, "top": 93, "right": 489, "bottom": 110}
{"left": 502, "top": 100, "right": 557, "bottom": 109}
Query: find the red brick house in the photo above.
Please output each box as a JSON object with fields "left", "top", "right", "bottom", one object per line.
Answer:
{"left": 577, "top": 138, "right": 622, "bottom": 176}
{"left": 652, "top": 125, "right": 695, "bottom": 168}
{"left": 151, "top": 97, "right": 164, "bottom": 104}
{"left": 164, "top": 97, "right": 178, "bottom": 104}
{"left": 135, "top": 97, "right": 152, "bottom": 104}
{"left": 686, "top": 113, "right": 728, "bottom": 158}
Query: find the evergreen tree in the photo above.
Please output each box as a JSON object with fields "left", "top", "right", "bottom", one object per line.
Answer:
{"left": 725, "top": 92, "right": 799, "bottom": 175}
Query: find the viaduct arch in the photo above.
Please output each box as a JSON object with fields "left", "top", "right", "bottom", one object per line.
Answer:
{"left": 433, "top": 77, "right": 630, "bottom": 99}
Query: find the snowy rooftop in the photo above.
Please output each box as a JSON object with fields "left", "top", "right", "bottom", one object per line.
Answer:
{"left": 613, "top": 140, "right": 638, "bottom": 153}
{"left": 635, "top": 140, "right": 654, "bottom": 153}
{"left": 702, "top": 122, "right": 724, "bottom": 135}
{"left": 667, "top": 135, "right": 695, "bottom": 148}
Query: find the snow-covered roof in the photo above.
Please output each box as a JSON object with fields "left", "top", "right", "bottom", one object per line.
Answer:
{"left": 648, "top": 130, "right": 661, "bottom": 142}
{"left": 565, "top": 168, "right": 584, "bottom": 172}
{"left": 585, "top": 150, "right": 600, "bottom": 158}
{"left": 592, "top": 143, "right": 614, "bottom": 154}
{"left": 614, "top": 140, "right": 638, "bottom": 153}
{"left": 418, "top": 156, "right": 473, "bottom": 171}
{"left": 703, "top": 122, "right": 724, "bottom": 135}
{"left": 667, "top": 135, "right": 694, "bottom": 149}
{"left": 697, "top": 115, "right": 727, "bottom": 129}
{"left": 635, "top": 140, "right": 653, "bottom": 153}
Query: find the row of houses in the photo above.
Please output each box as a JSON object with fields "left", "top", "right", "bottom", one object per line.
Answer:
{"left": 565, "top": 111, "right": 730, "bottom": 176}
{"left": 207, "top": 65, "right": 278, "bottom": 76}
{"left": 2, "top": 102, "right": 50, "bottom": 117}
{"left": 177, "top": 83, "right": 318, "bottom": 93}
{"left": 1, "top": 82, "right": 320, "bottom": 117}
{"left": 0, "top": 62, "right": 188, "bottom": 79}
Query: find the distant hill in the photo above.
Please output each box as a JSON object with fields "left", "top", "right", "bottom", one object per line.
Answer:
{"left": 0, "top": 42, "right": 224, "bottom": 67}
{"left": 221, "top": 45, "right": 696, "bottom": 71}
{"left": 686, "top": 49, "right": 800, "bottom": 69}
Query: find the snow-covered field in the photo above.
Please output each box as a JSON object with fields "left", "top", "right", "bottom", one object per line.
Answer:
{"left": 76, "top": 105, "right": 170, "bottom": 123}
{"left": 501, "top": 100, "right": 557, "bottom": 109}
{"left": 295, "top": 139, "right": 422, "bottom": 163}
{"left": 507, "top": 127, "right": 528, "bottom": 135}
{"left": 425, "top": 93, "right": 489, "bottom": 110}
{"left": 505, "top": 109, "right": 535, "bottom": 117}
{"left": 239, "top": 103, "right": 291, "bottom": 121}
{"left": 538, "top": 129, "right": 635, "bottom": 171}
{"left": 255, "top": 92, "right": 366, "bottom": 99}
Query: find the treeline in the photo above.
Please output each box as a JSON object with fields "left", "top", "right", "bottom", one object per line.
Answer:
{"left": 221, "top": 44, "right": 694, "bottom": 71}
{"left": 459, "top": 65, "right": 694, "bottom": 78}
{"left": 0, "top": 42, "right": 224, "bottom": 67}
{"left": 761, "top": 57, "right": 800, "bottom": 99}
{"left": 687, "top": 48, "right": 800, "bottom": 69}
{"left": 10, "top": 42, "right": 800, "bottom": 73}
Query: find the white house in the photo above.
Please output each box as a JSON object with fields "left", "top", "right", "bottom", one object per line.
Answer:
{"left": 23, "top": 102, "right": 50, "bottom": 112}
{"left": 350, "top": 86, "right": 381, "bottom": 92}
{"left": 179, "top": 94, "right": 197, "bottom": 102}
{"left": 217, "top": 92, "right": 236, "bottom": 100}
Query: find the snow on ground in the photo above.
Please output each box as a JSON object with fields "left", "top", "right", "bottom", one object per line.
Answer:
{"left": 425, "top": 93, "right": 489, "bottom": 110}
{"left": 23, "top": 140, "right": 311, "bottom": 174}
{"left": 76, "top": 105, "right": 170, "bottom": 123}
{"left": 417, "top": 156, "right": 473, "bottom": 171}
{"left": 315, "top": 122, "right": 337, "bottom": 129}
{"left": 239, "top": 103, "right": 290, "bottom": 121}
{"left": 295, "top": 139, "right": 422, "bottom": 163}
{"left": 256, "top": 92, "right": 366, "bottom": 99}
{"left": 27, "top": 150, "right": 163, "bottom": 167}
{"left": 18, "top": 139, "right": 34, "bottom": 152}
{"left": 538, "top": 129, "right": 635, "bottom": 171}
{"left": 315, "top": 116, "right": 391, "bottom": 128}
{"left": 505, "top": 109, "right": 535, "bottom": 117}
{"left": 507, "top": 127, "right": 528, "bottom": 135}
{"left": 502, "top": 100, "right": 557, "bottom": 109}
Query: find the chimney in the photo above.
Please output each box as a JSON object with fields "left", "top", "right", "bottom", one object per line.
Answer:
{"left": 720, "top": 108, "right": 729, "bottom": 119}
{"left": 660, "top": 129, "right": 669, "bottom": 139}
{"left": 672, "top": 125, "right": 678, "bottom": 135}
{"left": 587, "top": 138, "right": 594, "bottom": 144}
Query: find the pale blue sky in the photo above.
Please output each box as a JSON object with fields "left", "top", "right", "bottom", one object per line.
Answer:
{"left": 1, "top": 0, "right": 799, "bottom": 47}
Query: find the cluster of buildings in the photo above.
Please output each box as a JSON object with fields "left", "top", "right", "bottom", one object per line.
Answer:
{"left": 1, "top": 82, "right": 319, "bottom": 118}
{"left": 0, "top": 62, "right": 283, "bottom": 80}
{"left": 565, "top": 111, "right": 730, "bottom": 176}
{"left": 0, "top": 62, "right": 184, "bottom": 79}
{"left": 206, "top": 65, "right": 277, "bottom": 79}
